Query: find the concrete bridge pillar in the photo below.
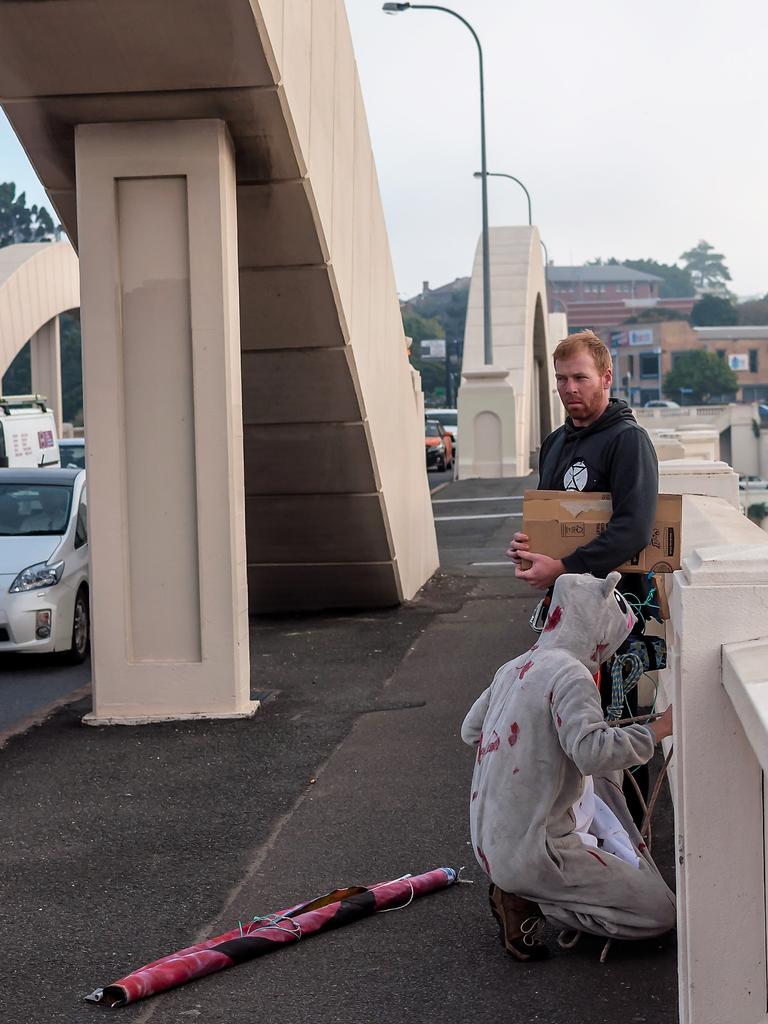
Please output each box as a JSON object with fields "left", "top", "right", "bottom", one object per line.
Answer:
{"left": 457, "top": 367, "right": 520, "bottom": 477}
{"left": 76, "top": 119, "right": 256, "bottom": 724}
{"left": 30, "top": 316, "right": 62, "bottom": 433}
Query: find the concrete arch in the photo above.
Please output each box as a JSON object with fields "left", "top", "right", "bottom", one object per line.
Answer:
{"left": 458, "top": 226, "right": 563, "bottom": 478}
{"left": 0, "top": 241, "right": 79, "bottom": 429}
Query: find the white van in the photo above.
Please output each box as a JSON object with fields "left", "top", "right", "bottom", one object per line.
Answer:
{"left": 0, "top": 395, "right": 60, "bottom": 469}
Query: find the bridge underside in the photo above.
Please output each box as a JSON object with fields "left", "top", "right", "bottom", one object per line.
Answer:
{"left": 0, "top": 0, "right": 436, "bottom": 613}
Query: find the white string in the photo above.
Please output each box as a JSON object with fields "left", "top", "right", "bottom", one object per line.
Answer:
{"left": 376, "top": 876, "right": 415, "bottom": 913}
{"left": 238, "top": 914, "right": 303, "bottom": 941}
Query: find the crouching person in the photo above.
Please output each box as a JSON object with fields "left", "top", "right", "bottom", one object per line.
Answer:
{"left": 461, "top": 571, "right": 676, "bottom": 961}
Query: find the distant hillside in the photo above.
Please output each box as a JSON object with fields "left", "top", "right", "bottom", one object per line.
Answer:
{"left": 402, "top": 278, "right": 469, "bottom": 407}
{"left": 404, "top": 277, "right": 470, "bottom": 348}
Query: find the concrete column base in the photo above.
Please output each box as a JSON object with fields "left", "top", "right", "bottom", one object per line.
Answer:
{"left": 457, "top": 367, "right": 527, "bottom": 478}
{"left": 82, "top": 702, "right": 261, "bottom": 727}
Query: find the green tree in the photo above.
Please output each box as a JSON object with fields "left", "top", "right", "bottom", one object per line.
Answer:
{"left": 663, "top": 349, "right": 738, "bottom": 404}
{"left": 680, "top": 239, "right": 732, "bottom": 291}
{"left": 0, "top": 182, "right": 55, "bottom": 246}
{"left": 402, "top": 309, "right": 445, "bottom": 346}
{"left": 402, "top": 309, "right": 447, "bottom": 405}
{"left": 622, "top": 258, "right": 695, "bottom": 298}
{"left": 690, "top": 294, "right": 739, "bottom": 326}
{"left": 623, "top": 307, "right": 688, "bottom": 325}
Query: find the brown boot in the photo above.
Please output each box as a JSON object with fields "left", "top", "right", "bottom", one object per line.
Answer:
{"left": 488, "top": 884, "right": 550, "bottom": 961}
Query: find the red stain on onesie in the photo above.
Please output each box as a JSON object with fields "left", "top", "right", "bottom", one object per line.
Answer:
{"left": 508, "top": 722, "right": 520, "bottom": 746}
{"left": 477, "top": 730, "right": 500, "bottom": 764}
{"left": 544, "top": 605, "right": 563, "bottom": 631}
{"left": 518, "top": 660, "right": 534, "bottom": 680}
{"left": 477, "top": 846, "right": 491, "bottom": 875}
{"left": 591, "top": 642, "right": 609, "bottom": 663}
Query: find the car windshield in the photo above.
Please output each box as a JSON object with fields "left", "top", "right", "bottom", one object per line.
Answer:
{"left": 60, "top": 445, "right": 86, "bottom": 469}
{"left": 429, "top": 411, "right": 457, "bottom": 426}
{"left": 0, "top": 483, "right": 73, "bottom": 536}
{"left": 425, "top": 422, "right": 442, "bottom": 437}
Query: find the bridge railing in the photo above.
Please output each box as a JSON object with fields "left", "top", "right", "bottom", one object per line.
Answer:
{"left": 657, "top": 462, "right": 768, "bottom": 1024}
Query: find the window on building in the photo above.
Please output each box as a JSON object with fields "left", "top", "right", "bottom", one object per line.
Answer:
{"left": 639, "top": 353, "right": 659, "bottom": 378}
{"left": 628, "top": 354, "right": 635, "bottom": 376}
{"left": 750, "top": 350, "right": 759, "bottom": 373}
{"left": 716, "top": 349, "right": 726, "bottom": 360}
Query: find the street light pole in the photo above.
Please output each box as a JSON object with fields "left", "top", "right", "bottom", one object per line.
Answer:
{"left": 474, "top": 170, "right": 531, "bottom": 226}
{"left": 383, "top": 2, "right": 493, "bottom": 365}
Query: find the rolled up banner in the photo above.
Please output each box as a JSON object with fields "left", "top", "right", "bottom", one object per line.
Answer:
{"left": 85, "top": 867, "right": 457, "bottom": 1008}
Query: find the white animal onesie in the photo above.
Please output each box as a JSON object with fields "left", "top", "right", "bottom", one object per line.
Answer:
{"left": 461, "top": 572, "right": 676, "bottom": 940}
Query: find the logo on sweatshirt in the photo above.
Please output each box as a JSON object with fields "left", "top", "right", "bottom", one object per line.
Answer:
{"left": 563, "top": 460, "right": 588, "bottom": 490}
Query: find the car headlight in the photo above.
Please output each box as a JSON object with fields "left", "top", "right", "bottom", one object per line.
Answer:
{"left": 435, "top": 443, "right": 445, "bottom": 453}
{"left": 9, "top": 561, "right": 64, "bottom": 593}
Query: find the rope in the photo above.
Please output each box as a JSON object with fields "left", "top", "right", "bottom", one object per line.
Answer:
{"left": 641, "top": 745, "right": 674, "bottom": 839}
{"left": 606, "top": 650, "right": 645, "bottom": 721}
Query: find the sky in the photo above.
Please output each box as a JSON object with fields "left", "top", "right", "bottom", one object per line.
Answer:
{"left": 2, "top": 0, "right": 766, "bottom": 300}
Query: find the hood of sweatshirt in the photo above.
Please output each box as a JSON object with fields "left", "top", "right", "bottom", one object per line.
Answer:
{"left": 535, "top": 571, "right": 635, "bottom": 670}
{"left": 562, "top": 398, "right": 636, "bottom": 441}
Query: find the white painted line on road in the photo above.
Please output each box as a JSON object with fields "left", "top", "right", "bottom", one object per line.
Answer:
{"left": 431, "top": 495, "right": 524, "bottom": 504}
{"left": 434, "top": 512, "right": 523, "bottom": 522}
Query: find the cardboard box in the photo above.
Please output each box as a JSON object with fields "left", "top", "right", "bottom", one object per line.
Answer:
{"left": 521, "top": 490, "right": 682, "bottom": 573}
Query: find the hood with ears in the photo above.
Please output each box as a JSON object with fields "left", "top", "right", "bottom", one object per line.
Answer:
{"left": 535, "top": 571, "right": 636, "bottom": 671}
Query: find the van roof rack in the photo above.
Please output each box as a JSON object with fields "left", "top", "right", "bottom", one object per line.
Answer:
{"left": 0, "top": 394, "right": 49, "bottom": 413}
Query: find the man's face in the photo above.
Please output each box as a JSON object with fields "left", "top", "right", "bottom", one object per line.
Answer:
{"left": 554, "top": 348, "right": 612, "bottom": 427}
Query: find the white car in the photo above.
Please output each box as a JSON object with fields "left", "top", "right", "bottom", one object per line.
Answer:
{"left": 739, "top": 476, "right": 768, "bottom": 491}
{"left": 0, "top": 468, "right": 89, "bottom": 660}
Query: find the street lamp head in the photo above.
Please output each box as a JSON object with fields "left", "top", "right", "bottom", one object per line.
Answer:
{"left": 382, "top": 2, "right": 411, "bottom": 12}
{"left": 472, "top": 171, "right": 484, "bottom": 178}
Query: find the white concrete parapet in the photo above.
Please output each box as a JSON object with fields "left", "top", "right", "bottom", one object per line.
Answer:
{"left": 660, "top": 465, "right": 768, "bottom": 1023}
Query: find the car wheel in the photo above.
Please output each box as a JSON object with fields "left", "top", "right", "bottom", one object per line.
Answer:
{"left": 64, "top": 586, "right": 90, "bottom": 664}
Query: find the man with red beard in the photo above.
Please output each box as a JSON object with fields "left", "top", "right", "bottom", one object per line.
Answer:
{"left": 507, "top": 330, "right": 660, "bottom": 824}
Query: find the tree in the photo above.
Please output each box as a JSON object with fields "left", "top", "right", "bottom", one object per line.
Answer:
{"left": 401, "top": 309, "right": 445, "bottom": 346}
{"left": 622, "top": 258, "right": 695, "bottom": 298}
{"left": 0, "top": 182, "right": 55, "bottom": 247}
{"left": 663, "top": 349, "right": 738, "bottom": 404}
{"left": 623, "top": 307, "right": 688, "bottom": 325}
{"left": 690, "top": 294, "right": 739, "bottom": 326}
{"left": 679, "top": 239, "right": 732, "bottom": 291}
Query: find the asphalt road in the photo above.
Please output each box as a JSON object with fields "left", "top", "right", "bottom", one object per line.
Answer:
{"left": 0, "top": 477, "right": 677, "bottom": 1024}
{"left": 0, "top": 462, "right": 453, "bottom": 745}
{"left": 0, "top": 651, "right": 90, "bottom": 744}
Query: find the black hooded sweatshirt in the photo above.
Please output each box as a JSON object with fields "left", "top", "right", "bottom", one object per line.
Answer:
{"left": 537, "top": 398, "right": 658, "bottom": 576}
